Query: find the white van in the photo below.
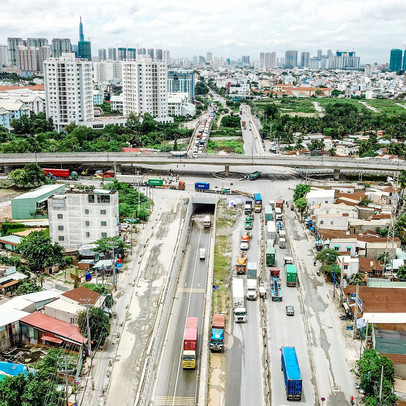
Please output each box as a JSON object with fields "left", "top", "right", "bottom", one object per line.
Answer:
{"left": 203, "top": 215, "right": 211, "bottom": 228}
{"left": 200, "top": 248, "right": 206, "bottom": 260}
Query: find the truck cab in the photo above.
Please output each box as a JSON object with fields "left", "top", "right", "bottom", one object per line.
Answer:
{"left": 245, "top": 216, "right": 253, "bottom": 230}
{"left": 199, "top": 248, "right": 206, "bottom": 260}
{"left": 210, "top": 328, "right": 224, "bottom": 352}
{"left": 203, "top": 215, "right": 211, "bottom": 228}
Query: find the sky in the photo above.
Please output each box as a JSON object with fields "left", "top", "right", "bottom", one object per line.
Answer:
{"left": 1, "top": 0, "right": 406, "bottom": 63}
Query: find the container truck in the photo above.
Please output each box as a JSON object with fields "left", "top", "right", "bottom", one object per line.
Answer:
{"left": 266, "top": 246, "right": 276, "bottom": 267}
{"left": 253, "top": 193, "right": 263, "bottom": 213}
{"left": 281, "top": 346, "right": 302, "bottom": 400}
{"left": 247, "top": 262, "right": 257, "bottom": 279}
{"left": 236, "top": 255, "right": 247, "bottom": 275}
{"left": 195, "top": 182, "right": 210, "bottom": 191}
{"left": 271, "top": 277, "right": 282, "bottom": 301}
{"left": 147, "top": 179, "right": 186, "bottom": 190}
{"left": 210, "top": 313, "right": 225, "bottom": 352}
{"left": 182, "top": 317, "right": 198, "bottom": 369}
{"left": 276, "top": 199, "right": 284, "bottom": 210}
{"left": 267, "top": 221, "right": 276, "bottom": 242}
{"left": 247, "top": 278, "right": 258, "bottom": 300}
{"left": 232, "top": 278, "right": 247, "bottom": 322}
{"left": 286, "top": 264, "right": 298, "bottom": 287}
{"left": 270, "top": 267, "right": 280, "bottom": 278}
{"left": 240, "top": 233, "right": 251, "bottom": 251}
{"left": 43, "top": 168, "right": 78, "bottom": 180}
{"left": 264, "top": 205, "right": 273, "bottom": 223}
{"left": 203, "top": 215, "right": 211, "bottom": 228}
{"left": 244, "top": 200, "right": 253, "bottom": 215}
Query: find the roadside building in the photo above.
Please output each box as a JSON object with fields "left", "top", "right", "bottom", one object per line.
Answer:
{"left": 306, "top": 189, "right": 335, "bottom": 208}
{"left": 20, "top": 311, "right": 87, "bottom": 350}
{"left": 0, "top": 308, "right": 29, "bottom": 351}
{"left": 48, "top": 188, "right": 119, "bottom": 250}
{"left": 11, "top": 184, "right": 66, "bottom": 220}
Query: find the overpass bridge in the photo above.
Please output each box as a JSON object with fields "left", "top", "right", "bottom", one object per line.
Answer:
{"left": 0, "top": 152, "right": 404, "bottom": 177}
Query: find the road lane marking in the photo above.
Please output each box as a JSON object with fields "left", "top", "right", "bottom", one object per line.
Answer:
{"left": 178, "top": 288, "right": 205, "bottom": 293}
{"left": 152, "top": 396, "right": 195, "bottom": 405}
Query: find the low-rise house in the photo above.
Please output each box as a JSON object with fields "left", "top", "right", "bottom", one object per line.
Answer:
{"left": 0, "top": 267, "right": 28, "bottom": 295}
{"left": 316, "top": 213, "right": 351, "bottom": 231}
{"left": 20, "top": 311, "right": 87, "bottom": 351}
{"left": 61, "top": 286, "right": 103, "bottom": 307}
{"left": 0, "top": 100, "right": 30, "bottom": 130}
{"left": 44, "top": 298, "right": 85, "bottom": 325}
{"left": 0, "top": 308, "right": 30, "bottom": 351}
{"left": 110, "top": 95, "right": 123, "bottom": 113}
{"left": 348, "top": 218, "right": 391, "bottom": 234}
{"left": 306, "top": 189, "right": 335, "bottom": 208}
{"left": 0, "top": 235, "right": 22, "bottom": 251}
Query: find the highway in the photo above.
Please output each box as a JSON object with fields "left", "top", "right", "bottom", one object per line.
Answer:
{"left": 1, "top": 151, "right": 405, "bottom": 172}
{"left": 225, "top": 201, "right": 264, "bottom": 406}
{"left": 151, "top": 218, "right": 211, "bottom": 406}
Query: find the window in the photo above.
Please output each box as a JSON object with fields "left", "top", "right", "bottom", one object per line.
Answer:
{"left": 100, "top": 209, "right": 107, "bottom": 215}
{"left": 101, "top": 221, "right": 107, "bottom": 226}
{"left": 97, "top": 195, "right": 110, "bottom": 203}
{"left": 330, "top": 221, "right": 334, "bottom": 225}
{"left": 343, "top": 264, "right": 348, "bottom": 270}
{"left": 58, "top": 236, "right": 64, "bottom": 241}
{"left": 58, "top": 226, "right": 64, "bottom": 231}
{"left": 86, "top": 232, "right": 90, "bottom": 238}
{"left": 320, "top": 221, "right": 324, "bottom": 225}
{"left": 85, "top": 221, "right": 90, "bottom": 226}
{"left": 88, "top": 195, "right": 95, "bottom": 203}
{"left": 85, "top": 209, "right": 89, "bottom": 214}
{"left": 101, "top": 232, "right": 107, "bottom": 238}
{"left": 57, "top": 214, "right": 63, "bottom": 219}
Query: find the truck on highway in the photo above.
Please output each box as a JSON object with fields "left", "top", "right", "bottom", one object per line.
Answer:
{"left": 270, "top": 267, "right": 280, "bottom": 278}
{"left": 199, "top": 248, "right": 206, "bottom": 260}
{"left": 147, "top": 178, "right": 186, "bottom": 190}
{"left": 240, "top": 233, "right": 251, "bottom": 251}
{"left": 245, "top": 216, "right": 253, "bottom": 230}
{"left": 247, "top": 278, "right": 258, "bottom": 300}
{"left": 182, "top": 317, "right": 198, "bottom": 369}
{"left": 244, "top": 200, "right": 253, "bottom": 215}
{"left": 43, "top": 168, "right": 78, "bottom": 180}
{"left": 286, "top": 264, "right": 298, "bottom": 287}
{"left": 195, "top": 182, "right": 210, "bottom": 191}
{"left": 242, "top": 120, "right": 247, "bottom": 129}
{"left": 275, "top": 207, "right": 283, "bottom": 221}
{"left": 266, "top": 246, "right": 276, "bottom": 267}
{"left": 281, "top": 346, "right": 302, "bottom": 400}
{"left": 253, "top": 193, "right": 263, "bottom": 213}
{"left": 269, "top": 200, "right": 275, "bottom": 209}
{"left": 276, "top": 199, "right": 284, "bottom": 210}
{"left": 267, "top": 221, "right": 276, "bottom": 242}
{"left": 232, "top": 277, "right": 247, "bottom": 322}
{"left": 265, "top": 205, "right": 273, "bottom": 223}
{"left": 203, "top": 215, "right": 211, "bottom": 228}
{"left": 236, "top": 254, "right": 247, "bottom": 275}
{"left": 279, "top": 238, "right": 286, "bottom": 249}
{"left": 210, "top": 313, "right": 225, "bottom": 352}
{"left": 247, "top": 262, "right": 257, "bottom": 279}
{"left": 249, "top": 171, "right": 261, "bottom": 181}
{"left": 271, "top": 277, "right": 282, "bottom": 302}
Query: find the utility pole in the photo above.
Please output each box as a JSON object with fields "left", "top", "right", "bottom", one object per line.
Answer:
{"left": 84, "top": 299, "right": 92, "bottom": 357}
{"left": 353, "top": 283, "right": 359, "bottom": 339}
{"left": 379, "top": 364, "right": 384, "bottom": 405}
{"left": 64, "top": 356, "right": 69, "bottom": 406}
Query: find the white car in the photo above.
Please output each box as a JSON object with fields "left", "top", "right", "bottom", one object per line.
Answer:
{"left": 200, "top": 248, "right": 206, "bottom": 260}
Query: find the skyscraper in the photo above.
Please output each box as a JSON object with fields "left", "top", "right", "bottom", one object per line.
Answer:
{"left": 241, "top": 55, "right": 250, "bottom": 66}
{"left": 403, "top": 51, "right": 406, "bottom": 71}
{"left": 122, "top": 57, "right": 168, "bottom": 120}
{"left": 98, "top": 48, "right": 107, "bottom": 61}
{"left": 77, "top": 17, "right": 91, "bottom": 60}
{"left": 285, "top": 50, "right": 298, "bottom": 67}
{"left": 44, "top": 53, "right": 94, "bottom": 131}
{"left": 118, "top": 48, "right": 127, "bottom": 60}
{"left": 16, "top": 45, "right": 50, "bottom": 73}
{"left": 79, "top": 17, "right": 84, "bottom": 42}
{"left": 52, "top": 39, "right": 71, "bottom": 58}
{"left": 328, "top": 51, "right": 360, "bottom": 69}
{"left": 300, "top": 52, "right": 310, "bottom": 68}
{"left": 206, "top": 52, "right": 213, "bottom": 62}
{"left": 0, "top": 46, "right": 9, "bottom": 67}
{"left": 108, "top": 48, "right": 117, "bottom": 60}
{"left": 7, "top": 38, "right": 24, "bottom": 67}
{"left": 260, "top": 52, "right": 276, "bottom": 69}
{"left": 156, "top": 49, "right": 163, "bottom": 61}
{"left": 127, "top": 48, "right": 136, "bottom": 59}
{"left": 389, "top": 49, "right": 403, "bottom": 72}
{"left": 147, "top": 48, "right": 154, "bottom": 59}
{"left": 167, "top": 69, "right": 195, "bottom": 100}
{"left": 317, "top": 49, "right": 322, "bottom": 59}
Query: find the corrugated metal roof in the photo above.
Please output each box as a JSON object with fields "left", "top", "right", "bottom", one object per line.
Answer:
{"left": 0, "top": 235, "right": 22, "bottom": 246}
{"left": 12, "top": 184, "right": 65, "bottom": 200}
{"left": 20, "top": 312, "right": 87, "bottom": 344}
{"left": 0, "top": 308, "right": 30, "bottom": 326}
{"left": 62, "top": 286, "right": 100, "bottom": 305}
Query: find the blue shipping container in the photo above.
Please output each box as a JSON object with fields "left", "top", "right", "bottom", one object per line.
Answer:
{"left": 195, "top": 182, "right": 210, "bottom": 190}
{"left": 281, "top": 346, "right": 302, "bottom": 400}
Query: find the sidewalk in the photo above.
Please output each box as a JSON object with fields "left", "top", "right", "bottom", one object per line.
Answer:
{"left": 284, "top": 206, "right": 360, "bottom": 405}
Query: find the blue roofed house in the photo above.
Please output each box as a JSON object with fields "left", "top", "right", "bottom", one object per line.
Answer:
{"left": 0, "top": 100, "right": 30, "bottom": 130}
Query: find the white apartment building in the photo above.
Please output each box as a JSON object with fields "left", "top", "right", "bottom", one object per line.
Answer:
{"left": 48, "top": 189, "right": 119, "bottom": 250}
{"left": 168, "top": 92, "right": 196, "bottom": 116}
{"left": 122, "top": 57, "right": 171, "bottom": 122}
{"left": 44, "top": 53, "right": 94, "bottom": 131}
{"left": 93, "top": 60, "right": 122, "bottom": 83}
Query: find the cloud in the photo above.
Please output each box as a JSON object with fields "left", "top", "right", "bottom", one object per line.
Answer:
{"left": 0, "top": 0, "right": 404, "bottom": 63}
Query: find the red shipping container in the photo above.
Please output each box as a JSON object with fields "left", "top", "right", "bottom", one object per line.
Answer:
{"left": 183, "top": 317, "right": 198, "bottom": 351}
{"left": 212, "top": 314, "right": 225, "bottom": 330}
{"left": 42, "top": 168, "right": 70, "bottom": 178}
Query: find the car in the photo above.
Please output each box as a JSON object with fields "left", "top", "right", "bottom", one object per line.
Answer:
{"left": 240, "top": 241, "right": 249, "bottom": 251}
{"left": 199, "top": 248, "right": 206, "bottom": 260}
{"left": 286, "top": 305, "right": 294, "bottom": 316}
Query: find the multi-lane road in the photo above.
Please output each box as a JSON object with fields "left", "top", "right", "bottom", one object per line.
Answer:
{"left": 151, "top": 219, "right": 211, "bottom": 406}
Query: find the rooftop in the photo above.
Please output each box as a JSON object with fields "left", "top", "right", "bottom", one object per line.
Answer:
{"left": 62, "top": 286, "right": 100, "bottom": 305}
{"left": 13, "top": 184, "right": 66, "bottom": 200}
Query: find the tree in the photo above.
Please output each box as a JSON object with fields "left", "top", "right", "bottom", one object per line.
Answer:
{"left": 82, "top": 283, "right": 113, "bottom": 308}
{"left": 396, "top": 265, "right": 406, "bottom": 281}
{"left": 95, "top": 236, "right": 126, "bottom": 258}
{"left": 316, "top": 248, "right": 341, "bottom": 278}
{"left": 15, "top": 280, "right": 42, "bottom": 295}
{"left": 293, "top": 184, "right": 311, "bottom": 201}
{"left": 19, "top": 231, "right": 64, "bottom": 272}
{"left": 78, "top": 306, "right": 111, "bottom": 347}
{"left": 353, "top": 348, "right": 396, "bottom": 405}
{"left": 359, "top": 198, "right": 372, "bottom": 207}
{"left": 23, "top": 163, "right": 45, "bottom": 186}
{"left": 294, "top": 197, "right": 308, "bottom": 220}
{"left": 195, "top": 81, "right": 209, "bottom": 96}
{"left": 9, "top": 169, "right": 28, "bottom": 188}
{"left": 348, "top": 272, "right": 365, "bottom": 285}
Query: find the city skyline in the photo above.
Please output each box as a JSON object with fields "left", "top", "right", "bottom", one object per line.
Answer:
{"left": 2, "top": 0, "right": 406, "bottom": 63}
